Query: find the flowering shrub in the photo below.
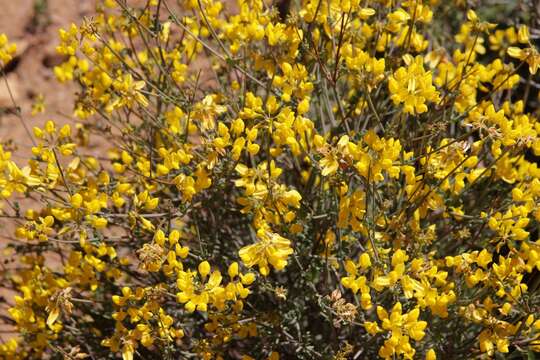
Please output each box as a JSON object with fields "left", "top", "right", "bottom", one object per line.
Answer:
{"left": 1, "top": 0, "right": 540, "bottom": 359}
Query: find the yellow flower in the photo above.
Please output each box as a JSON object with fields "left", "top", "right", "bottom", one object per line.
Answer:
{"left": 192, "top": 95, "right": 227, "bottom": 131}
{"left": 239, "top": 225, "right": 293, "bottom": 276}
{"left": 176, "top": 266, "right": 224, "bottom": 313}
{"left": 388, "top": 56, "right": 440, "bottom": 114}
{"left": 376, "top": 303, "right": 428, "bottom": 359}
{"left": 110, "top": 74, "right": 149, "bottom": 110}
{"left": 507, "top": 46, "right": 540, "bottom": 74}
{"left": 0, "top": 33, "right": 17, "bottom": 64}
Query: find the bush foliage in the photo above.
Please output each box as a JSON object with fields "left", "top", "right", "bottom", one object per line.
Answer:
{"left": 1, "top": 0, "right": 540, "bottom": 359}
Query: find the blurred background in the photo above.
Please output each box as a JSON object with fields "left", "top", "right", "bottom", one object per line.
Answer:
{"left": 0, "top": 0, "right": 98, "bottom": 152}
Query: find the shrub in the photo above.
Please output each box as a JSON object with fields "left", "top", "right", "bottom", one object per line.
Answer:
{"left": 1, "top": 0, "right": 540, "bottom": 359}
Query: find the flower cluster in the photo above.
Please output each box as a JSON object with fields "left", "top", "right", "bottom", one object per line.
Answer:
{"left": 0, "top": 34, "right": 16, "bottom": 65}
{"left": 1, "top": 0, "right": 540, "bottom": 359}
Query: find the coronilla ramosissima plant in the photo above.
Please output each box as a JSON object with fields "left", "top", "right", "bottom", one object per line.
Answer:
{"left": 1, "top": 0, "right": 540, "bottom": 359}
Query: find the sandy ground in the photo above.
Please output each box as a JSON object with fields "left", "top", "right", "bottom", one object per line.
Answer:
{"left": 0, "top": 0, "right": 97, "bottom": 148}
